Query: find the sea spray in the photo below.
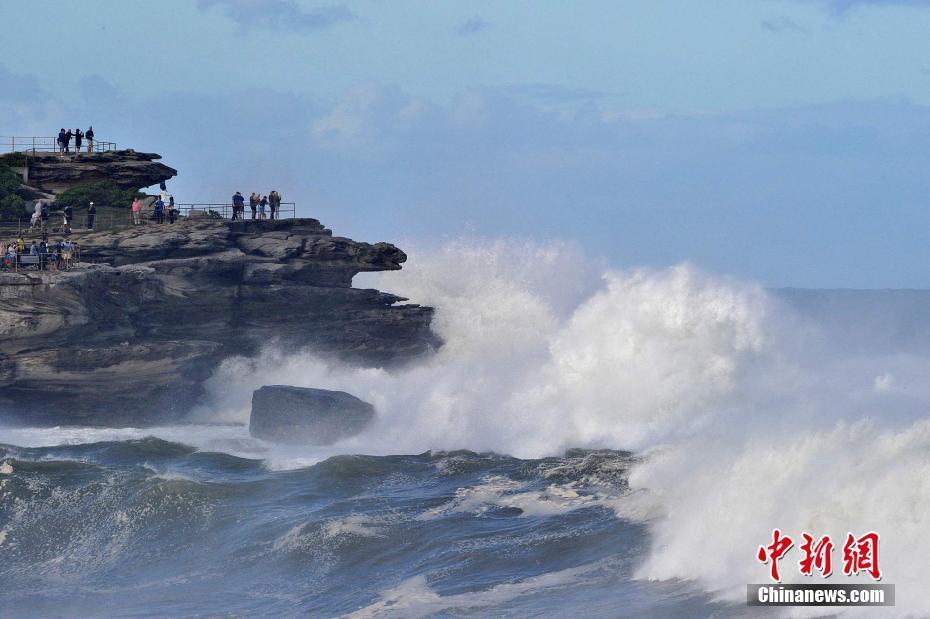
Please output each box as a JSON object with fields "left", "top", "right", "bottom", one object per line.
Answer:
{"left": 197, "top": 238, "right": 930, "bottom": 615}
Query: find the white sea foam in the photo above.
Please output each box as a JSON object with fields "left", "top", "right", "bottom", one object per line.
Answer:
{"left": 5, "top": 237, "right": 926, "bottom": 615}
{"left": 193, "top": 238, "right": 930, "bottom": 616}
{"left": 346, "top": 560, "right": 612, "bottom": 619}
{"left": 322, "top": 514, "right": 387, "bottom": 539}
{"left": 420, "top": 474, "right": 608, "bottom": 520}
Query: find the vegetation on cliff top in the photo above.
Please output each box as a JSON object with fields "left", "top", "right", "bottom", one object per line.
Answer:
{"left": 0, "top": 165, "right": 28, "bottom": 220}
{"left": 0, "top": 152, "right": 29, "bottom": 167}
{"left": 57, "top": 181, "right": 145, "bottom": 211}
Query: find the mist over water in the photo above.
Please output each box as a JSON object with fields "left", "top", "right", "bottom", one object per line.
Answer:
{"left": 4, "top": 238, "right": 930, "bottom": 616}
{"left": 198, "top": 239, "right": 930, "bottom": 614}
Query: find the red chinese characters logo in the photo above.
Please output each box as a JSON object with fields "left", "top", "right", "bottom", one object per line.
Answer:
{"left": 757, "top": 530, "right": 881, "bottom": 582}
{"left": 799, "top": 533, "right": 834, "bottom": 577}
{"left": 757, "top": 529, "right": 794, "bottom": 582}
{"left": 842, "top": 532, "right": 882, "bottom": 580}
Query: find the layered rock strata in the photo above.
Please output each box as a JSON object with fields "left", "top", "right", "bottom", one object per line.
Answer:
{"left": 0, "top": 218, "right": 437, "bottom": 426}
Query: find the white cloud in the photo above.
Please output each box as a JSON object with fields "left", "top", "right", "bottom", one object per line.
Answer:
{"left": 197, "top": 0, "right": 357, "bottom": 33}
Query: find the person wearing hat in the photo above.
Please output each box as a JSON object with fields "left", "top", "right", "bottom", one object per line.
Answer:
{"left": 86, "top": 202, "right": 97, "bottom": 230}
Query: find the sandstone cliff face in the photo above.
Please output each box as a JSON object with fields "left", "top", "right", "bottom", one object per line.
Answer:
{"left": 24, "top": 150, "right": 177, "bottom": 194}
{"left": 0, "top": 219, "right": 437, "bottom": 426}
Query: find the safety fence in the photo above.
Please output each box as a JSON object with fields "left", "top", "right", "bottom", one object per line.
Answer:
{"left": 1, "top": 135, "right": 117, "bottom": 154}
{"left": 0, "top": 248, "right": 81, "bottom": 272}
{"left": 0, "top": 202, "right": 298, "bottom": 235}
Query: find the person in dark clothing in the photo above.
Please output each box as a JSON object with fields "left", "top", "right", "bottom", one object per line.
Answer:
{"left": 74, "top": 128, "right": 83, "bottom": 153}
{"left": 40, "top": 204, "right": 50, "bottom": 229}
{"left": 57, "top": 128, "right": 66, "bottom": 155}
{"left": 64, "top": 129, "right": 73, "bottom": 153}
{"left": 232, "top": 192, "right": 244, "bottom": 220}
{"left": 38, "top": 241, "right": 47, "bottom": 270}
{"left": 61, "top": 205, "right": 74, "bottom": 234}
{"left": 85, "top": 126, "right": 94, "bottom": 152}
{"left": 86, "top": 202, "right": 96, "bottom": 229}
{"left": 249, "top": 192, "right": 258, "bottom": 220}
{"left": 168, "top": 196, "right": 177, "bottom": 223}
{"left": 268, "top": 190, "right": 280, "bottom": 220}
{"left": 154, "top": 197, "right": 165, "bottom": 223}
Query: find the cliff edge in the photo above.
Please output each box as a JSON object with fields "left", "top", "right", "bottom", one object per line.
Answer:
{"left": 0, "top": 218, "right": 438, "bottom": 426}
{"left": 13, "top": 149, "right": 177, "bottom": 197}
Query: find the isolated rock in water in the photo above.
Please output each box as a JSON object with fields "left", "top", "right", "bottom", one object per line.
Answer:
{"left": 249, "top": 386, "right": 375, "bottom": 445}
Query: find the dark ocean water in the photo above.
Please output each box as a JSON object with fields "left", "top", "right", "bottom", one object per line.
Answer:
{"left": 5, "top": 280, "right": 925, "bottom": 617}
{"left": 0, "top": 438, "right": 745, "bottom": 618}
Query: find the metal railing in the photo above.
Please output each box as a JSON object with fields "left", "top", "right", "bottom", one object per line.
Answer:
{"left": 0, "top": 202, "right": 298, "bottom": 235}
{"left": 1, "top": 135, "right": 117, "bottom": 154}
{"left": 172, "top": 202, "right": 297, "bottom": 221}
{"left": 1, "top": 249, "right": 81, "bottom": 272}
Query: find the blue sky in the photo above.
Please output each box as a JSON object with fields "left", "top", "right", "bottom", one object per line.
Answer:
{"left": 2, "top": 0, "right": 930, "bottom": 287}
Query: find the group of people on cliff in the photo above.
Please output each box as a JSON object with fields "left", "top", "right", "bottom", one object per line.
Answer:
{"left": 129, "top": 181, "right": 177, "bottom": 225}
{"left": 130, "top": 196, "right": 178, "bottom": 225}
{"left": 28, "top": 202, "right": 91, "bottom": 234}
{"left": 57, "top": 126, "right": 94, "bottom": 155}
{"left": 3, "top": 235, "right": 79, "bottom": 270}
{"left": 231, "top": 191, "right": 282, "bottom": 220}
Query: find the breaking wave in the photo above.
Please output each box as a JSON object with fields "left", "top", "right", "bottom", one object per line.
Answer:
{"left": 3, "top": 238, "right": 930, "bottom": 616}
{"left": 201, "top": 239, "right": 930, "bottom": 615}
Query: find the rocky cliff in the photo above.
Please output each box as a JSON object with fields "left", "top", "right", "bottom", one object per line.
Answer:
{"left": 0, "top": 218, "right": 438, "bottom": 426}
{"left": 20, "top": 150, "right": 177, "bottom": 195}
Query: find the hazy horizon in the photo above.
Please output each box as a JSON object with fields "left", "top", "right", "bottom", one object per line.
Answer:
{"left": 3, "top": 0, "right": 930, "bottom": 288}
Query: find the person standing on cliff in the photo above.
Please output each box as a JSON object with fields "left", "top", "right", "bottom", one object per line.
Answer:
{"left": 86, "top": 202, "right": 96, "bottom": 230}
{"left": 64, "top": 129, "right": 73, "bottom": 154}
{"left": 167, "top": 196, "right": 177, "bottom": 223}
{"left": 232, "top": 191, "right": 244, "bottom": 220}
{"left": 74, "top": 128, "right": 83, "bottom": 154}
{"left": 85, "top": 126, "right": 94, "bottom": 152}
{"left": 63, "top": 205, "right": 74, "bottom": 229}
{"left": 249, "top": 192, "right": 259, "bottom": 220}
{"left": 154, "top": 197, "right": 165, "bottom": 224}
{"left": 269, "top": 190, "right": 280, "bottom": 220}
{"left": 131, "top": 197, "right": 142, "bottom": 225}
{"left": 57, "top": 128, "right": 66, "bottom": 156}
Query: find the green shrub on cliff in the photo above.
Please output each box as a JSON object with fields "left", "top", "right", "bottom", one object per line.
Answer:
{"left": 0, "top": 166, "right": 29, "bottom": 220}
{"left": 56, "top": 181, "right": 144, "bottom": 211}
{"left": 0, "top": 152, "right": 28, "bottom": 167}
